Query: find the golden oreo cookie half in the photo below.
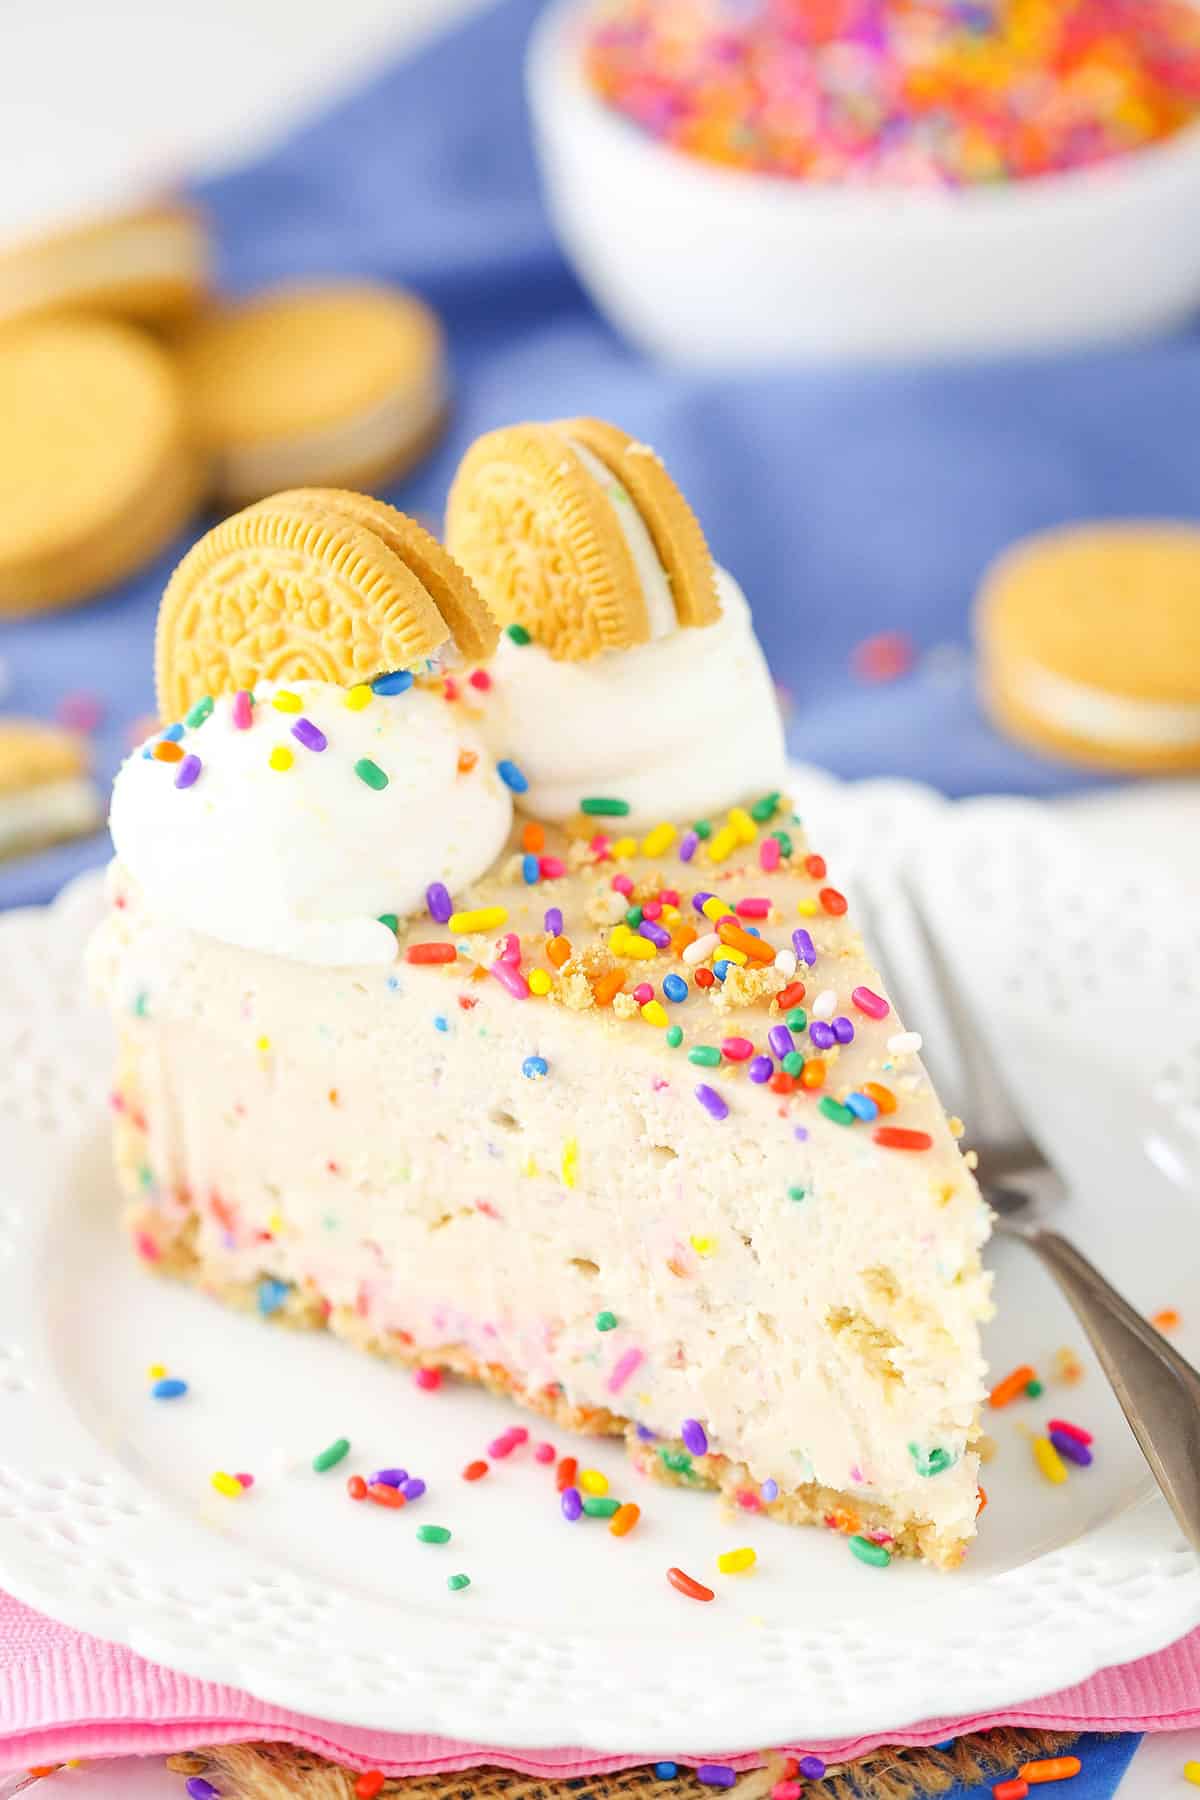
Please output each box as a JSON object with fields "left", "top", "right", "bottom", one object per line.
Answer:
{"left": 444, "top": 419, "right": 718, "bottom": 660}
{"left": 0, "top": 200, "right": 210, "bottom": 331}
{"left": 155, "top": 490, "right": 498, "bottom": 722}
{"left": 0, "top": 316, "right": 202, "bottom": 617}
{"left": 175, "top": 281, "right": 448, "bottom": 504}
{"left": 977, "top": 523, "right": 1200, "bottom": 773}
{"left": 0, "top": 718, "right": 100, "bottom": 859}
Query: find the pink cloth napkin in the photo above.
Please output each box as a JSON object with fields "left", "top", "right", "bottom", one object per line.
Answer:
{"left": 0, "top": 1593, "right": 1198, "bottom": 1776}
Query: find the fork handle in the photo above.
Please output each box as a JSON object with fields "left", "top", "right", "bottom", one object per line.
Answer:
{"left": 1023, "top": 1226, "right": 1200, "bottom": 1553}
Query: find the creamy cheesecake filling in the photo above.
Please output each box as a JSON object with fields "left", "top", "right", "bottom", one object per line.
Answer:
{"left": 0, "top": 776, "right": 99, "bottom": 853}
{"left": 213, "top": 365, "right": 446, "bottom": 494}
{"left": 565, "top": 437, "right": 676, "bottom": 639}
{"left": 0, "top": 218, "right": 207, "bottom": 323}
{"left": 1014, "top": 659, "right": 1200, "bottom": 750}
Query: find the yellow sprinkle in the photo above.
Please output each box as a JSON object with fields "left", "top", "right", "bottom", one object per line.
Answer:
{"left": 344, "top": 683, "right": 373, "bottom": 711}
{"left": 271, "top": 690, "right": 302, "bottom": 713}
{"left": 796, "top": 898, "right": 818, "bottom": 916}
{"left": 447, "top": 906, "right": 508, "bottom": 934}
{"left": 659, "top": 904, "right": 681, "bottom": 924}
{"left": 1184, "top": 1760, "right": 1200, "bottom": 1786}
{"left": 690, "top": 1234, "right": 716, "bottom": 1257}
{"left": 641, "top": 1000, "right": 668, "bottom": 1027}
{"left": 147, "top": 1363, "right": 166, "bottom": 1380}
{"left": 613, "top": 931, "right": 655, "bottom": 960}
{"left": 728, "top": 806, "right": 757, "bottom": 845}
{"left": 947, "top": 1115, "right": 965, "bottom": 1138}
{"left": 717, "top": 1546, "right": 757, "bottom": 1575}
{"left": 268, "top": 746, "right": 294, "bottom": 772}
{"left": 701, "top": 896, "right": 729, "bottom": 922}
{"left": 1032, "top": 1435, "right": 1068, "bottom": 1485}
{"left": 579, "top": 1468, "right": 609, "bottom": 1496}
{"left": 211, "top": 1471, "right": 244, "bottom": 1499}
{"left": 641, "top": 823, "right": 676, "bottom": 857}
{"left": 255, "top": 1035, "right": 271, "bottom": 1053}
{"left": 528, "top": 968, "right": 552, "bottom": 996}
{"left": 562, "top": 1137, "right": 578, "bottom": 1189}
{"left": 521, "top": 1154, "right": 540, "bottom": 1178}
{"left": 267, "top": 1209, "right": 285, "bottom": 1235}
{"left": 611, "top": 836, "right": 638, "bottom": 860}
{"left": 706, "top": 827, "right": 738, "bottom": 863}
{"left": 720, "top": 946, "right": 748, "bottom": 966}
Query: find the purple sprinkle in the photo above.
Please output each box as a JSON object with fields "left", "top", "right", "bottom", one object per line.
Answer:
{"left": 793, "top": 928, "right": 817, "bottom": 965}
{"left": 561, "top": 1485, "right": 583, "bottom": 1521}
{"left": 635, "top": 1423, "right": 659, "bottom": 1441}
{"left": 794, "top": 1126, "right": 809, "bottom": 1141}
{"left": 692, "top": 891, "right": 714, "bottom": 914}
{"left": 291, "top": 717, "right": 327, "bottom": 752}
{"left": 426, "top": 882, "right": 453, "bottom": 923}
{"left": 809, "top": 1020, "right": 836, "bottom": 1051}
{"left": 608, "top": 1345, "right": 645, "bottom": 1394}
{"left": 798, "top": 1757, "right": 826, "bottom": 1780}
{"left": 679, "top": 830, "right": 699, "bottom": 862}
{"left": 696, "top": 1768, "right": 736, "bottom": 1790}
{"left": 544, "top": 906, "right": 563, "bottom": 937}
{"left": 832, "top": 1015, "right": 856, "bottom": 1045}
{"left": 761, "top": 1478, "right": 779, "bottom": 1501}
{"left": 1050, "top": 1429, "right": 1094, "bottom": 1467}
{"left": 402, "top": 1476, "right": 426, "bottom": 1501}
{"left": 639, "top": 919, "right": 671, "bottom": 948}
{"left": 186, "top": 1782, "right": 220, "bottom": 1800}
{"left": 695, "top": 1082, "right": 728, "bottom": 1121}
{"left": 748, "top": 1055, "right": 774, "bottom": 1084}
{"left": 681, "top": 1417, "right": 708, "bottom": 1456}
{"left": 174, "top": 753, "right": 202, "bottom": 790}
{"left": 369, "top": 1467, "right": 408, "bottom": 1487}
{"left": 768, "top": 1024, "right": 794, "bottom": 1059}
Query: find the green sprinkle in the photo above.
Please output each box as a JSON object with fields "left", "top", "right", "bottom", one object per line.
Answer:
{"left": 772, "top": 830, "right": 793, "bottom": 858}
{"left": 184, "top": 696, "right": 214, "bottom": 729}
{"left": 580, "top": 796, "right": 630, "bottom": 817}
{"left": 788, "top": 1185, "right": 806, "bottom": 1202}
{"left": 688, "top": 1045, "right": 722, "bottom": 1067}
{"left": 658, "top": 1446, "right": 693, "bottom": 1476}
{"left": 782, "top": 1051, "right": 805, "bottom": 1077}
{"left": 312, "top": 1437, "right": 350, "bottom": 1472}
{"left": 819, "top": 1096, "right": 857, "bottom": 1127}
{"left": 595, "top": 1310, "right": 618, "bottom": 1332}
{"left": 417, "top": 1524, "right": 452, "bottom": 1544}
{"left": 787, "top": 1008, "right": 807, "bottom": 1032}
{"left": 625, "top": 905, "right": 644, "bottom": 928}
{"left": 581, "top": 1495, "right": 621, "bottom": 1517}
{"left": 447, "top": 1572, "right": 471, "bottom": 1591}
{"left": 749, "top": 791, "right": 781, "bottom": 824}
{"left": 506, "top": 623, "right": 532, "bottom": 645}
{"left": 692, "top": 819, "right": 712, "bottom": 840}
{"left": 1025, "top": 1377, "right": 1045, "bottom": 1397}
{"left": 377, "top": 913, "right": 399, "bottom": 933}
{"left": 666, "top": 1025, "right": 683, "bottom": 1049}
{"left": 132, "top": 989, "right": 150, "bottom": 1018}
{"left": 354, "top": 757, "right": 388, "bottom": 790}
{"left": 849, "top": 1535, "right": 891, "bottom": 1568}
{"left": 909, "top": 1442, "right": 957, "bottom": 1478}
{"left": 137, "top": 1163, "right": 154, "bottom": 1189}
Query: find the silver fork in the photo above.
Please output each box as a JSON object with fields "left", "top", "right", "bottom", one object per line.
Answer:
{"left": 853, "top": 867, "right": 1200, "bottom": 1554}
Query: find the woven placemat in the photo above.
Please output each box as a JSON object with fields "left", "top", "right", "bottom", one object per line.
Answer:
{"left": 162, "top": 1731, "right": 1080, "bottom": 1800}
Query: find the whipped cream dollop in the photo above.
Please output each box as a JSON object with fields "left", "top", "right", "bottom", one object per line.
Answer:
{"left": 483, "top": 567, "right": 787, "bottom": 827}
{"left": 109, "top": 679, "right": 512, "bottom": 965}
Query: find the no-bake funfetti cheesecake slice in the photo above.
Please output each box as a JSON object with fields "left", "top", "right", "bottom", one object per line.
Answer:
{"left": 90, "top": 443, "right": 992, "bottom": 1570}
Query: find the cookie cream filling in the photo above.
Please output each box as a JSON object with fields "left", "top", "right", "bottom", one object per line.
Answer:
{"left": 0, "top": 777, "right": 100, "bottom": 853}
{"left": 0, "top": 218, "right": 207, "bottom": 324}
{"left": 108, "top": 679, "right": 512, "bottom": 966}
{"left": 484, "top": 566, "right": 787, "bottom": 826}
{"left": 213, "top": 365, "right": 446, "bottom": 495}
{"left": 1016, "top": 661, "right": 1200, "bottom": 749}
{"left": 565, "top": 437, "right": 676, "bottom": 638}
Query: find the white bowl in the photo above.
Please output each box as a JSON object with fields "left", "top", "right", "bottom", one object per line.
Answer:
{"left": 527, "top": 0, "right": 1200, "bottom": 365}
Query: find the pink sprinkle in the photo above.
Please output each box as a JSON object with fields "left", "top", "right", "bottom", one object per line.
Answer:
{"left": 508, "top": 1426, "right": 529, "bottom": 1444}
{"left": 235, "top": 1472, "right": 255, "bottom": 1489}
{"left": 590, "top": 834, "right": 612, "bottom": 860}
{"left": 469, "top": 669, "right": 492, "bottom": 691}
{"left": 534, "top": 1441, "right": 556, "bottom": 1463}
{"left": 851, "top": 985, "right": 890, "bottom": 1020}
{"left": 611, "top": 873, "right": 634, "bottom": 896}
{"left": 232, "top": 690, "right": 254, "bottom": 730}
{"left": 1048, "top": 1417, "right": 1094, "bottom": 1446}
{"left": 607, "top": 1346, "right": 644, "bottom": 1395}
{"left": 489, "top": 1433, "right": 519, "bottom": 1458}
{"left": 134, "top": 1231, "right": 160, "bottom": 1263}
{"left": 660, "top": 888, "right": 680, "bottom": 905}
{"left": 414, "top": 1367, "right": 442, "bottom": 1391}
{"left": 641, "top": 899, "right": 662, "bottom": 920}
{"left": 633, "top": 982, "right": 653, "bottom": 1005}
{"left": 490, "top": 960, "right": 530, "bottom": 999}
{"left": 499, "top": 931, "right": 522, "bottom": 965}
{"left": 734, "top": 1488, "right": 764, "bottom": 1511}
{"left": 735, "top": 898, "right": 770, "bottom": 919}
{"left": 109, "top": 1091, "right": 125, "bottom": 1113}
{"left": 760, "top": 838, "right": 781, "bottom": 873}
{"left": 539, "top": 856, "right": 566, "bottom": 879}
{"left": 720, "top": 1036, "right": 755, "bottom": 1062}
{"left": 771, "top": 1783, "right": 801, "bottom": 1800}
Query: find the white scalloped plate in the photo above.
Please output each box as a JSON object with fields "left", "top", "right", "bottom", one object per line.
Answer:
{"left": 0, "top": 772, "right": 1198, "bottom": 1753}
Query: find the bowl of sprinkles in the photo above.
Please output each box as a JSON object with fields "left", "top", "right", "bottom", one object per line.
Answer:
{"left": 528, "top": 0, "right": 1200, "bottom": 362}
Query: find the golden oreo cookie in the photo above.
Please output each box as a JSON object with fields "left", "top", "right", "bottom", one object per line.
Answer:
{"left": 445, "top": 419, "right": 718, "bottom": 660}
{"left": 176, "top": 281, "right": 448, "bottom": 504}
{"left": 0, "top": 200, "right": 210, "bottom": 331}
{"left": 0, "top": 316, "right": 202, "bottom": 617}
{"left": 977, "top": 523, "right": 1200, "bottom": 773}
{"left": 155, "top": 490, "right": 498, "bottom": 722}
{"left": 0, "top": 718, "right": 100, "bottom": 858}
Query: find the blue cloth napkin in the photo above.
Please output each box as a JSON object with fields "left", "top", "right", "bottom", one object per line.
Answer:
{"left": 940, "top": 1734, "right": 1142, "bottom": 1797}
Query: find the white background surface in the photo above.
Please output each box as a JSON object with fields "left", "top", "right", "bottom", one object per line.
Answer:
{"left": 2, "top": 0, "right": 1199, "bottom": 1790}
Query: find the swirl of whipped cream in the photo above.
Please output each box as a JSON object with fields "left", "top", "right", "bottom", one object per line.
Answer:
{"left": 483, "top": 567, "right": 787, "bottom": 827}
{"left": 109, "top": 678, "right": 512, "bottom": 965}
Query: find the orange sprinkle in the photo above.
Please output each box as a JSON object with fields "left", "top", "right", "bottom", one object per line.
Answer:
{"left": 717, "top": 920, "right": 775, "bottom": 962}
{"left": 593, "top": 968, "right": 626, "bottom": 1006}
{"left": 547, "top": 934, "right": 572, "bottom": 968}
{"left": 671, "top": 923, "right": 698, "bottom": 956}
{"left": 1152, "top": 1307, "right": 1181, "bottom": 1332}
{"left": 610, "top": 1501, "right": 641, "bottom": 1537}
{"left": 556, "top": 1455, "right": 578, "bottom": 1493}
{"left": 152, "top": 739, "right": 185, "bottom": 763}
{"left": 1018, "top": 1756, "right": 1081, "bottom": 1784}
{"left": 976, "top": 1484, "right": 988, "bottom": 1515}
{"left": 457, "top": 749, "right": 479, "bottom": 774}
{"left": 861, "top": 1081, "right": 897, "bottom": 1115}
{"left": 522, "top": 821, "right": 546, "bottom": 853}
{"left": 799, "top": 1057, "right": 826, "bottom": 1090}
{"left": 819, "top": 886, "right": 848, "bottom": 916}
{"left": 989, "top": 1364, "right": 1036, "bottom": 1409}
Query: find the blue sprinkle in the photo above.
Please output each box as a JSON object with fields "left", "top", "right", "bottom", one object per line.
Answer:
{"left": 761, "top": 1478, "right": 779, "bottom": 1501}
{"left": 846, "top": 1090, "right": 879, "bottom": 1121}
{"left": 434, "top": 1015, "right": 449, "bottom": 1032}
{"left": 544, "top": 907, "right": 563, "bottom": 936}
{"left": 402, "top": 1476, "right": 426, "bottom": 1501}
{"left": 522, "top": 853, "right": 540, "bottom": 885}
{"left": 141, "top": 747, "right": 153, "bottom": 758}
{"left": 635, "top": 1423, "right": 658, "bottom": 1441}
{"left": 151, "top": 1377, "right": 188, "bottom": 1400}
{"left": 497, "top": 758, "right": 528, "bottom": 793}
{"left": 713, "top": 959, "right": 731, "bottom": 981}
{"left": 655, "top": 1765, "right": 678, "bottom": 1781}
{"left": 662, "top": 973, "right": 688, "bottom": 1003}
{"left": 162, "top": 722, "right": 184, "bottom": 741}
{"left": 257, "top": 1277, "right": 291, "bottom": 1317}
{"left": 522, "top": 1055, "right": 549, "bottom": 1079}
{"left": 372, "top": 670, "right": 414, "bottom": 695}
{"left": 744, "top": 925, "right": 761, "bottom": 938}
